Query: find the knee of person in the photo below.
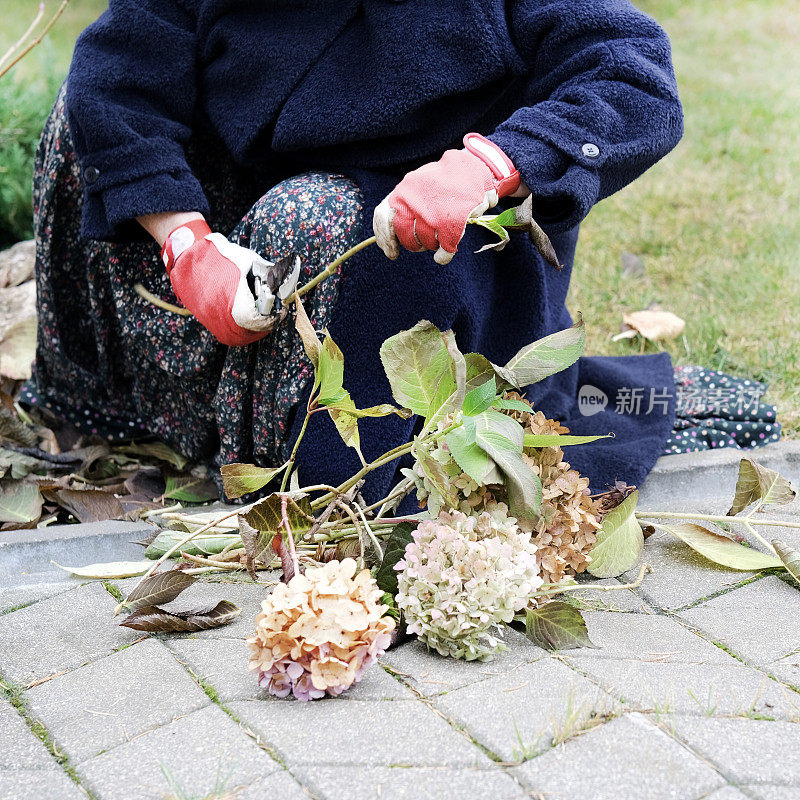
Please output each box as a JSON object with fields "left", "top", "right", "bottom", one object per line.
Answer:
{"left": 253, "top": 172, "right": 364, "bottom": 229}
{"left": 245, "top": 172, "right": 365, "bottom": 264}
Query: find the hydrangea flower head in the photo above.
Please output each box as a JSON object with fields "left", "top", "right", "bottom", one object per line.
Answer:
{"left": 396, "top": 509, "right": 542, "bottom": 661}
{"left": 247, "top": 558, "right": 395, "bottom": 700}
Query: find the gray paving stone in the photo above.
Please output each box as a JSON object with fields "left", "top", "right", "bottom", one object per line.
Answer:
{"left": 297, "top": 765, "right": 527, "bottom": 800}
{"left": 168, "top": 638, "right": 412, "bottom": 701}
{"left": 770, "top": 651, "right": 800, "bottom": 688}
{"left": 78, "top": 705, "right": 287, "bottom": 800}
{"left": 703, "top": 789, "right": 752, "bottom": 800}
{"left": 0, "top": 582, "right": 72, "bottom": 614}
{"left": 678, "top": 577, "right": 800, "bottom": 665}
{"left": 0, "top": 769, "right": 88, "bottom": 800}
{"left": 746, "top": 788, "right": 800, "bottom": 800}
{"left": 26, "top": 639, "right": 210, "bottom": 763}
{"left": 0, "top": 582, "right": 140, "bottom": 685}
{"left": 567, "top": 577, "right": 653, "bottom": 613}
{"left": 574, "top": 611, "right": 733, "bottom": 663}
{"left": 513, "top": 713, "right": 724, "bottom": 800}
{"left": 639, "top": 442, "right": 800, "bottom": 511}
{"left": 435, "top": 657, "right": 618, "bottom": 762}
{"left": 622, "top": 529, "right": 760, "bottom": 611}
{"left": 236, "top": 770, "right": 310, "bottom": 800}
{"left": 0, "top": 699, "right": 58, "bottom": 770}
{"left": 0, "top": 520, "right": 154, "bottom": 589}
{"left": 381, "top": 627, "right": 544, "bottom": 697}
{"left": 230, "top": 698, "right": 490, "bottom": 767}
{"left": 669, "top": 716, "right": 800, "bottom": 784}
{"left": 568, "top": 657, "right": 800, "bottom": 720}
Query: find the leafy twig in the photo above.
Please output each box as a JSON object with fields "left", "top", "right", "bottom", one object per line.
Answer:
{"left": 133, "top": 506, "right": 248, "bottom": 589}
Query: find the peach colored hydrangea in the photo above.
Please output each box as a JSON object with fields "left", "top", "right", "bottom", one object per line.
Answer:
{"left": 247, "top": 558, "right": 395, "bottom": 700}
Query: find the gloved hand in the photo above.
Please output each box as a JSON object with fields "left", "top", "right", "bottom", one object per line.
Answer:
{"left": 373, "top": 133, "right": 520, "bottom": 265}
{"left": 162, "top": 219, "right": 300, "bottom": 347}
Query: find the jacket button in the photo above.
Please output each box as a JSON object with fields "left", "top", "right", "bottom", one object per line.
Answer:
{"left": 581, "top": 143, "right": 600, "bottom": 159}
{"left": 84, "top": 166, "right": 100, "bottom": 185}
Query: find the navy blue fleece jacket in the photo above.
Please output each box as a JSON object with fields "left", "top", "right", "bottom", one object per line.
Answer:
{"left": 65, "top": 0, "right": 684, "bottom": 496}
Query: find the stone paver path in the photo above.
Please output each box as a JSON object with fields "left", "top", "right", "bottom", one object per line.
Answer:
{"left": 0, "top": 444, "right": 798, "bottom": 799}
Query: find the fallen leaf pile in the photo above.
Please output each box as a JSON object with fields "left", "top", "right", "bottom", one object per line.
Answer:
{"left": 0, "top": 241, "right": 36, "bottom": 381}
{"left": 0, "top": 391, "right": 217, "bottom": 529}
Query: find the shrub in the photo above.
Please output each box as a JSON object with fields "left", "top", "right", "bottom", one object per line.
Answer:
{"left": 0, "top": 76, "right": 59, "bottom": 248}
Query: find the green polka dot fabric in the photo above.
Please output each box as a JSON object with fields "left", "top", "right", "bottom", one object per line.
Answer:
{"left": 664, "top": 366, "right": 781, "bottom": 455}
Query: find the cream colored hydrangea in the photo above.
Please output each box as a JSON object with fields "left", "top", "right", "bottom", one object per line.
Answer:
{"left": 247, "top": 558, "right": 395, "bottom": 700}
{"left": 404, "top": 395, "right": 602, "bottom": 589}
{"left": 396, "top": 509, "right": 542, "bottom": 661}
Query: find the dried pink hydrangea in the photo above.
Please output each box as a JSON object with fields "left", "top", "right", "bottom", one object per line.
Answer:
{"left": 247, "top": 558, "right": 395, "bottom": 701}
{"left": 396, "top": 509, "right": 542, "bottom": 661}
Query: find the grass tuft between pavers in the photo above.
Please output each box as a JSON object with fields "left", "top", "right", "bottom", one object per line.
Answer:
{"left": 0, "top": 672, "right": 94, "bottom": 797}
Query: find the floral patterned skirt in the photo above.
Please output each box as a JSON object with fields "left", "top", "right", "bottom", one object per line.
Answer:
{"left": 28, "top": 86, "right": 364, "bottom": 469}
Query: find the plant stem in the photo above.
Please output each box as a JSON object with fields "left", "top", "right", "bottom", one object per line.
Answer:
{"left": 742, "top": 520, "right": 777, "bottom": 554}
{"left": 636, "top": 511, "right": 800, "bottom": 529}
{"left": 0, "top": 0, "right": 72, "bottom": 79}
{"left": 359, "top": 478, "right": 414, "bottom": 516}
{"left": 180, "top": 552, "right": 245, "bottom": 570}
{"left": 311, "top": 442, "right": 415, "bottom": 510}
{"left": 133, "top": 283, "right": 192, "bottom": 316}
{"left": 133, "top": 507, "right": 245, "bottom": 588}
{"left": 310, "top": 420, "right": 462, "bottom": 510}
{"left": 281, "top": 407, "right": 313, "bottom": 492}
{"left": 312, "top": 523, "right": 395, "bottom": 543}
{"left": 536, "top": 563, "right": 652, "bottom": 596}
{"left": 140, "top": 503, "right": 182, "bottom": 520}
{"left": 0, "top": 3, "right": 44, "bottom": 72}
{"left": 293, "top": 237, "right": 376, "bottom": 300}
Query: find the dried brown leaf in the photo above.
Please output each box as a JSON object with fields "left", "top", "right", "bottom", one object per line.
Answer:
{"left": 118, "top": 569, "right": 196, "bottom": 614}
{"left": 613, "top": 309, "right": 685, "bottom": 342}
{"left": 55, "top": 488, "right": 124, "bottom": 523}
{"left": 120, "top": 600, "right": 241, "bottom": 632}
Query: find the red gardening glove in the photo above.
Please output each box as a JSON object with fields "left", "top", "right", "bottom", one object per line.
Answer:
{"left": 162, "top": 220, "right": 300, "bottom": 347}
{"left": 373, "top": 133, "right": 520, "bottom": 265}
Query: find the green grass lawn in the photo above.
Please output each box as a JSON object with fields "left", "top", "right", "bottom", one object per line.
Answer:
{"left": 1, "top": 0, "right": 798, "bottom": 430}
{"left": 571, "top": 0, "right": 800, "bottom": 433}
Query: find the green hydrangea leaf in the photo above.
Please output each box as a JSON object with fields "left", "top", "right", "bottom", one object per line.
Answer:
{"left": 220, "top": 463, "right": 285, "bottom": 499}
{"left": 504, "top": 315, "right": 586, "bottom": 388}
{"left": 524, "top": 433, "right": 612, "bottom": 449}
{"left": 463, "top": 377, "right": 497, "bottom": 417}
{"left": 663, "top": 523, "right": 783, "bottom": 571}
{"left": 587, "top": 490, "right": 643, "bottom": 578}
{"left": 525, "top": 601, "right": 596, "bottom": 651}
{"left": 375, "top": 521, "right": 416, "bottom": 596}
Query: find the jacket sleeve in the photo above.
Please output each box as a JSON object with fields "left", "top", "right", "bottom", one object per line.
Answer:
{"left": 65, "top": 0, "right": 208, "bottom": 240}
{"left": 487, "top": 0, "right": 683, "bottom": 231}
